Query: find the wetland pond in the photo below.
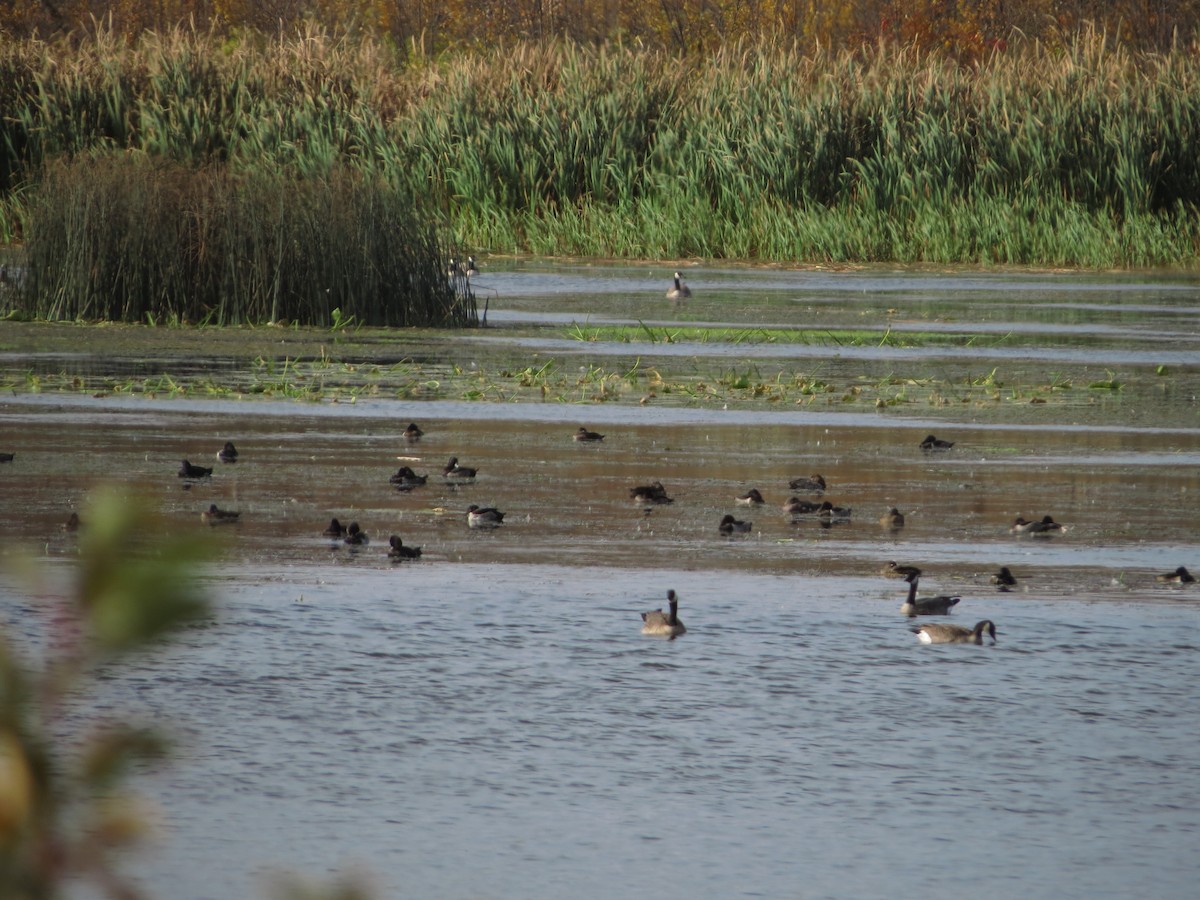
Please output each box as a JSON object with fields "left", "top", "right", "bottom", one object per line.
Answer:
{"left": 2, "top": 262, "right": 1199, "bottom": 898}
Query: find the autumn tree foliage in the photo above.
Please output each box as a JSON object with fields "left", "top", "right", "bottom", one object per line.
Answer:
{"left": 2, "top": 1, "right": 1199, "bottom": 54}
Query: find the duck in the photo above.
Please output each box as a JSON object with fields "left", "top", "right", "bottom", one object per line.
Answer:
{"left": 0, "top": 452, "right": 14, "bottom": 463}
{"left": 178, "top": 459, "right": 213, "bottom": 479}
{"left": 344, "top": 521, "right": 369, "bottom": 545}
{"left": 641, "top": 589, "right": 686, "bottom": 637}
{"left": 630, "top": 482, "right": 673, "bottom": 504}
{"left": 467, "top": 504, "right": 505, "bottom": 527}
{"left": 387, "top": 535, "right": 422, "bottom": 559}
{"left": 882, "top": 560, "right": 922, "bottom": 580}
{"left": 817, "top": 501, "right": 851, "bottom": 520}
{"left": 913, "top": 620, "right": 997, "bottom": 645}
{"left": 447, "top": 257, "right": 463, "bottom": 278}
{"left": 390, "top": 466, "right": 427, "bottom": 489}
{"left": 217, "top": 441, "right": 238, "bottom": 463}
{"left": 718, "top": 514, "right": 752, "bottom": 535}
{"left": 464, "top": 256, "right": 479, "bottom": 277}
{"left": 991, "top": 566, "right": 1017, "bottom": 590}
{"left": 1012, "top": 515, "right": 1063, "bottom": 535}
{"left": 736, "top": 488, "right": 765, "bottom": 505}
{"left": 402, "top": 422, "right": 424, "bottom": 442}
{"left": 782, "top": 496, "right": 823, "bottom": 515}
{"left": 1156, "top": 566, "right": 1195, "bottom": 584}
{"left": 788, "top": 474, "right": 826, "bottom": 492}
{"left": 322, "top": 518, "right": 347, "bottom": 538}
{"left": 574, "top": 427, "right": 605, "bottom": 442}
{"left": 201, "top": 503, "right": 240, "bottom": 525}
{"left": 62, "top": 512, "right": 81, "bottom": 533}
{"left": 920, "top": 434, "right": 955, "bottom": 451}
{"left": 898, "top": 575, "right": 960, "bottom": 617}
{"left": 666, "top": 271, "right": 692, "bottom": 301}
{"left": 879, "top": 507, "right": 905, "bottom": 528}
{"left": 442, "top": 457, "right": 477, "bottom": 479}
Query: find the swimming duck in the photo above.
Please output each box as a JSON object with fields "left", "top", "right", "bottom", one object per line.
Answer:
{"left": 630, "top": 482, "right": 673, "bottom": 504}
{"left": 641, "top": 589, "right": 686, "bottom": 637}
{"left": 390, "top": 466, "right": 427, "bottom": 489}
{"left": 466, "top": 504, "right": 505, "bottom": 527}
{"left": 178, "top": 459, "right": 213, "bottom": 479}
{"left": 344, "top": 521, "right": 369, "bottom": 545}
{"left": 0, "top": 452, "right": 14, "bottom": 463}
{"left": 913, "top": 620, "right": 997, "bottom": 645}
{"left": 817, "top": 501, "right": 852, "bottom": 520}
{"left": 991, "top": 566, "right": 1017, "bottom": 589}
{"left": 788, "top": 474, "right": 826, "bottom": 492}
{"left": 736, "top": 488, "right": 765, "bottom": 505}
{"left": 666, "top": 271, "right": 692, "bottom": 301}
{"left": 574, "top": 427, "right": 605, "bottom": 442}
{"left": 217, "top": 441, "right": 238, "bottom": 463}
{"left": 882, "top": 561, "right": 922, "bottom": 580}
{"left": 719, "top": 514, "right": 752, "bottom": 535}
{"left": 387, "top": 535, "right": 422, "bottom": 559}
{"left": 920, "top": 434, "right": 955, "bottom": 451}
{"left": 898, "top": 576, "right": 960, "bottom": 617}
{"left": 1012, "top": 515, "right": 1063, "bottom": 535}
{"left": 201, "top": 503, "right": 240, "bottom": 525}
{"left": 782, "top": 497, "right": 823, "bottom": 515}
{"left": 62, "top": 512, "right": 81, "bottom": 532}
{"left": 323, "top": 518, "right": 347, "bottom": 538}
{"left": 1156, "top": 566, "right": 1195, "bottom": 584}
{"left": 879, "top": 507, "right": 905, "bottom": 528}
{"left": 402, "top": 422, "right": 424, "bottom": 442}
{"left": 442, "top": 457, "right": 477, "bottom": 479}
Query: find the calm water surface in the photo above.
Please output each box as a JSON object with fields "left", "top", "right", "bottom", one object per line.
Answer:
{"left": 1, "top": 263, "right": 1199, "bottom": 898}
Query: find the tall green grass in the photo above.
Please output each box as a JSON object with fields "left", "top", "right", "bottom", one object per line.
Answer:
{"left": 12, "top": 156, "right": 474, "bottom": 327}
{"left": 3, "top": 28, "right": 1200, "bottom": 268}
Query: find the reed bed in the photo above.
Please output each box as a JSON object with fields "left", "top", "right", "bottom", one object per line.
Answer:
{"left": 3, "top": 29, "right": 1200, "bottom": 270}
{"left": 14, "top": 156, "right": 474, "bottom": 327}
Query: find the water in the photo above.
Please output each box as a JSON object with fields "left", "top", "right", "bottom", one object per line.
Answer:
{"left": 2, "top": 263, "right": 1199, "bottom": 898}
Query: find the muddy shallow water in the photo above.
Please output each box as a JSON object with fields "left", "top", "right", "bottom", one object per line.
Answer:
{"left": 1, "top": 263, "right": 1199, "bottom": 898}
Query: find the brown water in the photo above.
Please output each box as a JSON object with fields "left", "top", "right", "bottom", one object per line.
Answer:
{"left": 2, "top": 263, "right": 1199, "bottom": 899}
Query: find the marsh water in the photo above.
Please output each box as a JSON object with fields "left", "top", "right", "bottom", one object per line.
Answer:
{"left": 2, "top": 262, "right": 1200, "bottom": 898}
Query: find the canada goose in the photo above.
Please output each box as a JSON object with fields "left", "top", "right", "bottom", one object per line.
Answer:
{"left": 344, "top": 521, "right": 369, "bottom": 545}
{"left": 914, "top": 620, "right": 997, "bottom": 645}
{"left": 898, "top": 575, "right": 960, "bottom": 617}
{"left": 719, "top": 514, "right": 752, "bottom": 534}
{"left": 879, "top": 507, "right": 905, "bottom": 528}
{"left": 62, "top": 512, "right": 81, "bottom": 532}
{"left": 991, "top": 566, "right": 1017, "bottom": 589}
{"left": 387, "top": 535, "right": 422, "bottom": 559}
{"left": 666, "top": 271, "right": 692, "bottom": 301}
{"left": 442, "top": 457, "right": 477, "bottom": 479}
{"left": 783, "top": 497, "right": 823, "bottom": 515}
{"left": 920, "top": 434, "right": 955, "bottom": 451}
{"left": 1012, "top": 515, "right": 1064, "bottom": 535}
{"left": 217, "top": 441, "right": 239, "bottom": 463}
{"left": 788, "top": 474, "right": 826, "bottom": 492}
{"left": 323, "top": 518, "right": 347, "bottom": 538}
{"left": 464, "top": 256, "right": 479, "bottom": 277}
{"left": 0, "top": 452, "right": 13, "bottom": 463}
{"left": 574, "top": 427, "right": 605, "bottom": 442}
{"left": 736, "top": 488, "right": 765, "bottom": 505}
{"left": 641, "top": 589, "right": 686, "bottom": 637}
{"left": 1156, "top": 566, "right": 1195, "bottom": 584}
{"left": 403, "top": 422, "right": 424, "bottom": 442}
{"left": 390, "top": 466, "right": 427, "bottom": 489}
{"left": 178, "top": 459, "right": 213, "bottom": 479}
{"left": 466, "top": 505, "right": 505, "bottom": 527}
{"left": 201, "top": 503, "right": 240, "bottom": 525}
{"left": 882, "top": 560, "right": 922, "bottom": 580}
{"left": 630, "top": 482, "right": 673, "bottom": 504}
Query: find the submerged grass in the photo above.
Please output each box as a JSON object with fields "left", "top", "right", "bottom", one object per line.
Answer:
{"left": 2, "top": 29, "right": 1200, "bottom": 268}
